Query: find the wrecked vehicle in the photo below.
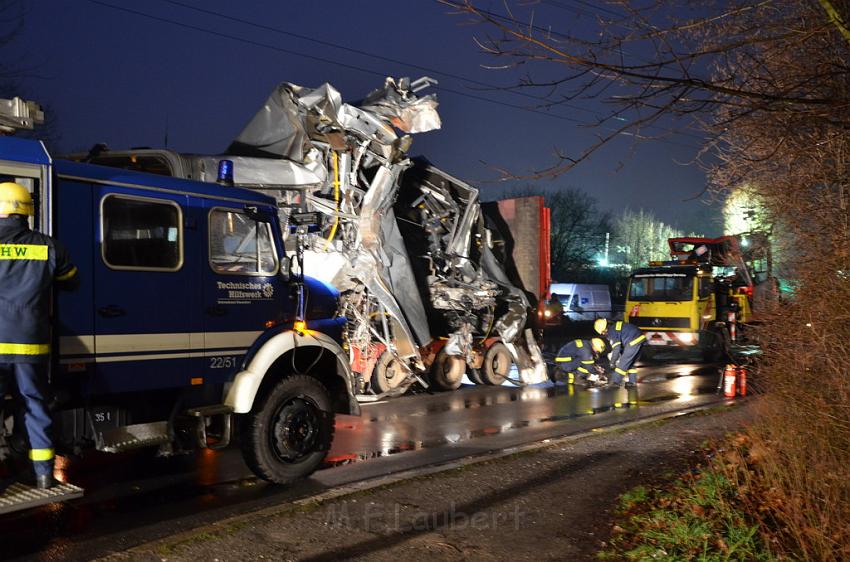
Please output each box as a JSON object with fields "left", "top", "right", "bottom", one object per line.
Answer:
{"left": 69, "top": 77, "right": 549, "bottom": 397}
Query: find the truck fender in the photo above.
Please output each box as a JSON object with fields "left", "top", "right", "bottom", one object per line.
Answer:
{"left": 225, "top": 330, "right": 360, "bottom": 416}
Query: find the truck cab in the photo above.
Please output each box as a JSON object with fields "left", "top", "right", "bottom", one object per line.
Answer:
{"left": 0, "top": 100, "right": 358, "bottom": 512}
{"left": 625, "top": 236, "right": 760, "bottom": 357}
{"left": 625, "top": 263, "right": 717, "bottom": 348}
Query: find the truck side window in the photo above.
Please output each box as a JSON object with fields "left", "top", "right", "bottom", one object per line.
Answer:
{"left": 208, "top": 209, "right": 278, "bottom": 276}
{"left": 698, "top": 277, "right": 713, "bottom": 299}
{"left": 0, "top": 172, "right": 40, "bottom": 229}
{"left": 101, "top": 195, "right": 182, "bottom": 271}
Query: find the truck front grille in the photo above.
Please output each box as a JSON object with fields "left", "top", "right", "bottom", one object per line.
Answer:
{"left": 630, "top": 317, "right": 691, "bottom": 329}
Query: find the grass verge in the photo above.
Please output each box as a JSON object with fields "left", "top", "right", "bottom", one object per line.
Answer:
{"left": 599, "top": 433, "right": 779, "bottom": 561}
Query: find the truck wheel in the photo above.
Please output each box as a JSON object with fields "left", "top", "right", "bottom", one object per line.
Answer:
{"left": 468, "top": 368, "right": 485, "bottom": 385}
{"left": 240, "top": 375, "right": 334, "bottom": 484}
{"left": 370, "top": 351, "right": 406, "bottom": 394}
{"left": 479, "top": 342, "right": 511, "bottom": 385}
{"left": 700, "top": 328, "right": 730, "bottom": 363}
{"left": 429, "top": 351, "right": 465, "bottom": 391}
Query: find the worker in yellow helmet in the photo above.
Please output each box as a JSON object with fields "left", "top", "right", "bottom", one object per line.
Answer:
{"left": 594, "top": 318, "right": 645, "bottom": 389}
{"left": 0, "top": 182, "right": 77, "bottom": 489}
{"left": 552, "top": 337, "right": 607, "bottom": 386}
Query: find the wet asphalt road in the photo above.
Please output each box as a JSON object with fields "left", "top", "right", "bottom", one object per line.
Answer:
{"left": 2, "top": 356, "right": 727, "bottom": 561}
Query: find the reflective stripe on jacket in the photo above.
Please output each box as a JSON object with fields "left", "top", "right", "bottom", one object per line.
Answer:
{"left": 607, "top": 320, "right": 645, "bottom": 349}
{"left": 555, "top": 339, "right": 594, "bottom": 364}
{"left": 0, "top": 216, "right": 76, "bottom": 363}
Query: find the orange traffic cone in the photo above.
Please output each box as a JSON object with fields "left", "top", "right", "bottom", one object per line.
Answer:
{"left": 723, "top": 364, "right": 737, "bottom": 398}
{"left": 737, "top": 366, "right": 747, "bottom": 396}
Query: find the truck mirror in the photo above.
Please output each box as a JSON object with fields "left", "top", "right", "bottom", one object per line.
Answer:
{"left": 242, "top": 205, "right": 261, "bottom": 220}
{"left": 244, "top": 205, "right": 276, "bottom": 223}
{"left": 279, "top": 256, "right": 291, "bottom": 282}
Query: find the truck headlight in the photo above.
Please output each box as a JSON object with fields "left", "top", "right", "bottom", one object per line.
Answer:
{"left": 674, "top": 332, "right": 696, "bottom": 345}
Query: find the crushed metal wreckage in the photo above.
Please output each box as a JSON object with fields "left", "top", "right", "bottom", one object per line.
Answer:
{"left": 72, "top": 77, "right": 548, "bottom": 396}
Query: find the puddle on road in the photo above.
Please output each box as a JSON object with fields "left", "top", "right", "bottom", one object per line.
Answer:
{"left": 364, "top": 386, "right": 556, "bottom": 423}
{"left": 325, "top": 376, "right": 720, "bottom": 468}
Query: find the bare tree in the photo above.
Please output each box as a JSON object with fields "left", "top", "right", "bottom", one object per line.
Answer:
{"left": 440, "top": 1, "right": 850, "bottom": 179}
{"left": 502, "top": 186, "right": 611, "bottom": 278}
{"left": 611, "top": 208, "right": 683, "bottom": 269}
{"left": 442, "top": 2, "right": 850, "bottom": 557}
{"left": 0, "top": 0, "right": 26, "bottom": 93}
{"left": 0, "top": 0, "right": 60, "bottom": 149}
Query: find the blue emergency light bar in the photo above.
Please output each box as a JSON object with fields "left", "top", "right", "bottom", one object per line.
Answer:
{"left": 217, "top": 159, "right": 234, "bottom": 186}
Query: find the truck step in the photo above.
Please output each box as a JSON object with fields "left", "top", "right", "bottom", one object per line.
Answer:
{"left": 186, "top": 405, "right": 233, "bottom": 418}
{"left": 97, "top": 421, "right": 170, "bottom": 453}
{"left": 185, "top": 406, "right": 233, "bottom": 450}
{"left": 0, "top": 481, "right": 84, "bottom": 515}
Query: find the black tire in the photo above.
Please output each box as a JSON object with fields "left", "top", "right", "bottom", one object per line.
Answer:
{"left": 700, "top": 327, "right": 730, "bottom": 363}
{"left": 479, "top": 342, "right": 512, "bottom": 385}
{"left": 429, "top": 351, "right": 466, "bottom": 391}
{"left": 701, "top": 347, "right": 724, "bottom": 363}
{"left": 370, "top": 351, "right": 407, "bottom": 394}
{"left": 468, "top": 368, "right": 485, "bottom": 385}
{"left": 240, "top": 375, "right": 334, "bottom": 484}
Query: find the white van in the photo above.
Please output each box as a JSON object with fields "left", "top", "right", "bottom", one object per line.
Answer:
{"left": 549, "top": 283, "right": 613, "bottom": 322}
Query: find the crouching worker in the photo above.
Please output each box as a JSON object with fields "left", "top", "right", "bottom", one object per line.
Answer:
{"left": 594, "top": 318, "right": 645, "bottom": 389}
{"left": 552, "top": 338, "right": 606, "bottom": 385}
{"left": 0, "top": 182, "right": 77, "bottom": 489}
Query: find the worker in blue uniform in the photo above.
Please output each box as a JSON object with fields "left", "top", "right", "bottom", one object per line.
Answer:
{"left": 0, "top": 182, "right": 77, "bottom": 489}
{"left": 594, "top": 318, "right": 645, "bottom": 389}
{"left": 552, "top": 338, "right": 606, "bottom": 385}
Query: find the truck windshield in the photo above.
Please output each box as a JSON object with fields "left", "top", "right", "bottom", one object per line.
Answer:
{"left": 629, "top": 275, "right": 694, "bottom": 302}
{"left": 209, "top": 209, "right": 278, "bottom": 275}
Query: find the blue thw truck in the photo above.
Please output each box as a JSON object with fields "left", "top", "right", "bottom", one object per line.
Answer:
{"left": 0, "top": 98, "right": 359, "bottom": 514}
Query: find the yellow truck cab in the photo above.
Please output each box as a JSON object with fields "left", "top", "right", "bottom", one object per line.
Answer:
{"left": 625, "top": 263, "right": 717, "bottom": 348}
{"left": 625, "top": 235, "right": 760, "bottom": 357}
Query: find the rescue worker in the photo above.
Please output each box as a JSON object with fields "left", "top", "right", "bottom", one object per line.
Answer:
{"left": 552, "top": 338, "right": 606, "bottom": 385}
{"left": 594, "top": 318, "right": 645, "bottom": 389}
{"left": 0, "top": 182, "right": 77, "bottom": 489}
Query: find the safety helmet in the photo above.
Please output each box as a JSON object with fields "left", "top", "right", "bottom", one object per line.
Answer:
{"left": 0, "top": 182, "right": 34, "bottom": 216}
{"left": 593, "top": 318, "right": 608, "bottom": 335}
{"left": 590, "top": 338, "right": 606, "bottom": 353}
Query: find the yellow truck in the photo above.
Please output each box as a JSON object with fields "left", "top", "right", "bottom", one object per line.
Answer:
{"left": 624, "top": 236, "right": 757, "bottom": 358}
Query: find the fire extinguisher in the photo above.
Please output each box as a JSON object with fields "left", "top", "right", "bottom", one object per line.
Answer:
{"left": 737, "top": 366, "right": 747, "bottom": 396}
{"left": 723, "top": 364, "right": 737, "bottom": 398}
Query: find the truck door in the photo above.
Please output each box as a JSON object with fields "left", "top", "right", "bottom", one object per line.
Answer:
{"left": 92, "top": 188, "right": 201, "bottom": 392}
{"left": 54, "top": 178, "right": 95, "bottom": 378}
{"left": 201, "top": 201, "right": 285, "bottom": 383}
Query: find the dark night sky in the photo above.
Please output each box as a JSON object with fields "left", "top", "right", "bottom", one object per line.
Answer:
{"left": 8, "top": 0, "right": 721, "bottom": 234}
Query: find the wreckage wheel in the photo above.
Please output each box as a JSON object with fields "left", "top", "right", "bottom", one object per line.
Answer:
{"left": 430, "top": 350, "right": 466, "bottom": 391}
{"left": 480, "top": 342, "right": 512, "bottom": 385}
{"left": 240, "top": 375, "right": 334, "bottom": 484}
{"left": 371, "top": 351, "right": 407, "bottom": 394}
{"left": 700, "top": 327, "right": 731, "bottom": 363}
